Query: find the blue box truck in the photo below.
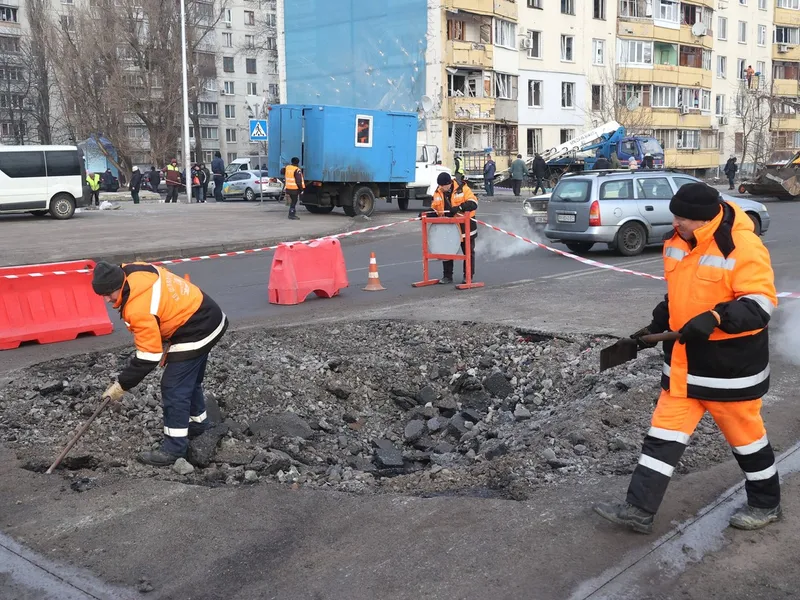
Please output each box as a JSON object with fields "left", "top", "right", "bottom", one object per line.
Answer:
{"left": 268, "top": 104, "right": 449, "bottom": 216}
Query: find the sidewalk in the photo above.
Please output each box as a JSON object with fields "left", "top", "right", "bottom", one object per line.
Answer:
{"left": 0, "top": 202, "right": 408, "bottom": 267}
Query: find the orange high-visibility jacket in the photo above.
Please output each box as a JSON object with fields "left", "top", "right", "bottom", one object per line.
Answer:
{"left": 113, "top": 263, "right": 228, "bottom": 390}
{"left": 656, "top": 202, "right": 776, "bottom": 401}
{"left": 431, "top": 182, "right": 478, "bottom": 239}
{"left": 285, "top": 164, "right": 305, "bottom": 191}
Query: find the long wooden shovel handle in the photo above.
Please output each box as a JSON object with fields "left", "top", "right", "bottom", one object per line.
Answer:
{"left": 45, "top": 395, "right": 113, "bottom": 474}
{"left": 640, "top": 331, "right": 681, "bottom": 343}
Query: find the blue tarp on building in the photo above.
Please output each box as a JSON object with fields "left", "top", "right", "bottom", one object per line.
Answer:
{"left": 284, "top": 0, "right": 427, "bottom": 116}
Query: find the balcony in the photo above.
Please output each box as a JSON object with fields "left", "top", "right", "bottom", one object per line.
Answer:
{"left": 665, "top": 148, "right": 719, "bottom": 170}
{"left": 446, "top": 0, "right": 517, "bottom": 20}
{"left": 650, "top": 109, "right": 713, "bottom": 129}
{"left": 617, "top": 65, "right": 712, "bottom": 88}
{"left": 775, "top": 8, "right": 800, "bottom": 27}
{"left": 446, "top": 40, "right": 494, "bottom": 69}
{"left": 773, "top": 43, "right": 800, "bottom": 62}
{"left": 447, "top": 97, "right": 495, "bottom": 122}
{"left": 771, "top": 113, "right": 800, "bottom": 131}
{"left": 773, "top": 79, "right": 800, "bottom": 96}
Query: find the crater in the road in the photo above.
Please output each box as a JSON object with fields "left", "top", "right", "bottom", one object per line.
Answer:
{"left": 2, "top": 321, "right": 732, "bottom": 499}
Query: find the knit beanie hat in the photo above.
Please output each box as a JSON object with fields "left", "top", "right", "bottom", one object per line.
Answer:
{"left": 92, "top": 262, "right": 125, "bottom": 295}
{"left": 437, "top": 172, "right": 452, "bottom": 186}
{"left": 669, "top": 183, "right": 721, "bottom": 221}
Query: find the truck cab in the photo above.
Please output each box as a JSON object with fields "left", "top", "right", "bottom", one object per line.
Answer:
{"left": 413, "top": 144, "right": 450, "bottom": 199}
{"left": 611, "top": 137, "right": 664, "bottom": 168}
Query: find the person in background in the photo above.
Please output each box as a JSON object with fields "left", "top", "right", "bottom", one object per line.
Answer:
{"left": 130, "top": 166, "right": 142, "bottom": 205}
{"left": 164, "top": 158, "right": 181, "bottom": 203}
{"left": 429, "top": 172, "right": 478, "bottom": 285}
{"left": 746, "top": 65, "right": 755, "bottom": 89}
{"left": 642, "top": 153, "right": 655, "bottom": 169}
{"left": 531, "top": 152, "right": 548, "bottom": 195}
{"left": 593, "top": 156, "right": 611, "bottom": 170}
{"left": 510, "top": 154, "right": 529, "bottom": 197}
{"left": 610, "top": 152, "right": 623, "bottom": 169}
{"left": 211, "top": 151, "right": 225, "bottom": 203}
{"left": 724, "top": 156, "right": 738, "bottom": 190}
{"left": 147, "top": 166, "right": 159, "bottom": 194}
{"left": 86, "top": 171, "right": 101, "bottom": 208}
{"left": 191, "top": 164, "right": 203, "bottom": 203}
{"left": 454, "top": 154, "right": 466, "bottom": 184}
{"left": 628, "top": 156, "right": 639, "bottom": 170}
{"left": 483, "top": 154, "right": 496, "bottom": 197}
{"left": 284, "top": 157, "right": 304, "bottom": 220}
{"left": 200, "top": 163, "right": 210, "bottom": 201}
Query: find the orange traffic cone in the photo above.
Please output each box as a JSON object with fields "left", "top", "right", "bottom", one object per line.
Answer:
{"left": 363, "top": 252, "right": 386, "bottom": 291}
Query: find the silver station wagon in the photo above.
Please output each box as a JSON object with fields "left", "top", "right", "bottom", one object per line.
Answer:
{"left": 543, "top": 170, "right": 770, "bottom": 256}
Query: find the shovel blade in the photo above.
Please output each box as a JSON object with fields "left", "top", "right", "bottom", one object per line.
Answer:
{"left": 600, "top": 338, "right": 638, "bottom": 371}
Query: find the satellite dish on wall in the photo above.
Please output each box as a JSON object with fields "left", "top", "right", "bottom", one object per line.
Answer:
{"left": 691, "top": 22, "right": 707, "bottom": 37}
{"left": 420, "top": 96, "right": 434, "bottom": 113}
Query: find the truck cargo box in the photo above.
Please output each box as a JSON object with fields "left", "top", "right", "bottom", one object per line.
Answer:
{"left": 268, "top": 105, "right": 417, "bottom": 184}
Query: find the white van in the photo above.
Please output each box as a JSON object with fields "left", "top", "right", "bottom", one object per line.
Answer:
{"left": 0, "top": 145, "right": 87, "bottom": 219}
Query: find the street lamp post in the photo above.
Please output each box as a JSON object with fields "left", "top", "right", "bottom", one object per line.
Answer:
{"left": 179, "top": 0, "right": 192, "bottom": 202}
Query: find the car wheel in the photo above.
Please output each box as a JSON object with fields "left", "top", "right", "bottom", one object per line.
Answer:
{"left": 615, "top": 221, "right": 647, "bottom": 256}
{"left": 747, "top": 212, "right": 762, "bottom": 236}
{"left": 49, "top": 194, "right": 75, "bottom": 220}
{"left": 565, "top": 242, "right": 594, "bottom": 254}
{"left": 244, "top": 188, "right": 255, "bottom": 202}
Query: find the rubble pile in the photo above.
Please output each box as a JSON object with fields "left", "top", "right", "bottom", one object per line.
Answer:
{"left": 0, "top": 321, "right": 731, "bottom": 499}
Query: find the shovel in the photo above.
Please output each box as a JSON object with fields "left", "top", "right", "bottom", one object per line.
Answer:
{"left": 599, "top": 331, "right": 680, "bottom": 372}
{"left": 45, "top": 395, "right": 113, "bottom": 474}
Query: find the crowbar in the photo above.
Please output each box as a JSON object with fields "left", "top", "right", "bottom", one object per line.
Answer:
{"left": 45, "top": 395, "right": 113, "bottom": 474}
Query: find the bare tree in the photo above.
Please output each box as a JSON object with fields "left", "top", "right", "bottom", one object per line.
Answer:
{"left": 586, "top": 65, "right": 654, "bottom": 134}
{"left": 732, "top": 78, "right": 774, "bottom": 171}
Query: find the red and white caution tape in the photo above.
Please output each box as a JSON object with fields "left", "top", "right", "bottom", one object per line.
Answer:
{"left": 1, "top": 217, "right": 420, "bottom": 278}
{"left": 477, "top": 219, "right": 800, "bottom": 299}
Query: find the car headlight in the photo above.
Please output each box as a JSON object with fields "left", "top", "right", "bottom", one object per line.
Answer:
{"left": 522, "top": 201, "right": 534, "bottom": 215}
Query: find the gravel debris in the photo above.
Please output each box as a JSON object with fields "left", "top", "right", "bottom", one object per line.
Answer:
{"left": 0, "top": 321, "right": 732, "bottom": 500}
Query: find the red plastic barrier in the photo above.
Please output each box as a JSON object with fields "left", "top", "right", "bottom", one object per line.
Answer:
{"left": 0, "top": 260, "right": 113, "bottom": 350}
{"left": 268, "top": 239, "right": 349, "bottom": 305}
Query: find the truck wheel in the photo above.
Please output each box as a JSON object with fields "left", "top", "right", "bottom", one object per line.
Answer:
{"left": 305, "top": 205, "right": 335, "bottom": 214}
{"left": 344, "top": 186, "right": 376, "bottom": 217}
{"left": 738, "top": 184, "right": 747, "bottom": 194}
{"left": 615, "top": 222, "right": 646, "bottom": 256}
{"left": 49, "top": 194, "right": 75, "bottom": 220}
{"left": 398, "top": 197, "right": 409, "bottom": 211}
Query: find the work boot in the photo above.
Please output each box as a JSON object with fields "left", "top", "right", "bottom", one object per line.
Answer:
{"left": 593, "top": 502, "right": 654, "bottom": 534}
{"left": 288, "top": 214, "right": 300, "bottom": 220}
{"left": 439, "top": 277, "right": 453, "bottom": 285}
{"left": 137, "top": 449, "right": 184, "bottom": 467}
{"left": 729, "top": 504, "right": 782, "bottom": 530}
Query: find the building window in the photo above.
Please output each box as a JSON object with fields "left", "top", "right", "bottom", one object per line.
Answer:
{"left": 222, "top": 32, "right": 232, "bottom": 47}
{"left": 494, "top": 73, "right": 518, "bottom": 100}
{"left": 199, "top": 102, "right": 218, "bottom": 116}
{"left": 619, "top": 0, "right": 642, "bottom": 17}
{"left": 591, "top": 85, "right": 603, "bottom": 111}
{"left": 715, "top": 94, "right": 725, "bottom": 116}
{"left": 774, "top": 61, "right": 800, "bottom": 79}
{"left": 776, "top": 27, "right": 800, "bottom": 44}
{"left": 227, "top": 152, "right": 237, "bottom": 163}
{"left": 246, "top": 58, "right": 257, "bottom": 74}
{"left": 677, "top": 130, "right": 700, "bottom": 150}
{"left": 561, "top": 35, "right": 575, "bottom": 61}
{"left": 679, "top": 45, "right": 703, "bottom": 68}
{"left": 0, "top": 122, "right": 26, "bottom": 137}
{"left": 618, "top": 84, "right": 651, "bottom": 108}
{"left": 0, "top": 6, "right": 18, "bottom": 22}
{"left": 244, "top": 35, "right": 255, "bottom": 48}
{"left": 654, "top": 129, "right": 677, "bottom": 149}
{"left": 562, "top": 0, "right": 575, "bottom": 15}
{"left": 717, "top": 17, "right": 727, "bottom": 40}
{"left": 757, "top": 60, "right": 765, "bottom": 76}
{"left": 224, "top": 81, "right": 235, "bottom": 95}
{"left": 528, "top": 80, "right": 542, "bottom": 107}
{"left": 494, "top": 19, "right": 516, "bottom": 49}
{"left": 223, "top": 57, "right": 234, "bottom": 73}
{"left": 527, "top": 30, "right": 542, "bottom": 59}
{"left": 526, "top": 128, "right": 542, "bottom": 156}
{"left": 247, "top": 82, "right": 258, "bottom": 95}
{"left": 759, "top": 0, "right": 767, "bottom": 8}
{"left": 447, "top": 19, "right": 466, "bottom": 41}
{"left": 594, "top": 0, "right": 606, "bottom": 19}
{"left": 225, "top": 128, "right": 237, "bottom": 143}
{"left": 0, "top": 67, "right": 23, "bottom": 81}
{"left": 0, "top": 94, "right": 24, "bottom": 109}
{"left": 777, "top": 0, "right": 799, "bottom": 7}
{"left": 0, "top": 36, "right": 20, "bottom": 52}
{"left": 561, "top": 82, "right": 575, "bottom": 108}
{"left": 592, "top": 39, "right": 605, "bottom": 65}
{"left": 678, "top": 88, "right": 701, "bottom": 110}
{"left": 560, "top": 129, "right": 575, "bottom": 144}
{"left": 268, "top": 84, "right": 279, "bottom": 98}
{"left": 528, "top": 0, "right": 543, "bottom": 7}
{"left": 657, "top": 0, "right": 680, "bottom": 23}
{"left": 756, "top": 25, "right": 766, "bottom": 46}
{"left": 738, "top": 21, "right": 747, "bottom": 43}
{"left": 701, "top": 90, "right": 711, "bottom": 112}
{"left": 702, "top": 49, "right": 711, "bottom": 71}
{"left": 652, "top": 86, "right": 678, "bottom": 108}
{"left": 737, "top": 58, "right": 746, "bottom": 80}
{"left": 617, "top": 39, "right": 653, "bottom": 66}
{"left": 223, "top": 8, "right": 231, "bottom": 24}
{"left": 224, "top": 104, "right": 235, "bottom": 119}
{"left": 200, "top": 126, "right": 218, "bottom": 140}
{"left": 60, "top": 15, "right": 75, "bottom": 31}
{"left": 244, "top": 10, "right": 255, "bottom": 25}
{"left": 717, "top": 56, "right": 727, "bottom": 78}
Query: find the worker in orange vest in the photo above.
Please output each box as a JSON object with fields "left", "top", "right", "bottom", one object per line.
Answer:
{"left": 429, "top": 172, "right": 478, "bottom": 285}
{"left": 283, "top": 157, "right": 304, "bottom": 221}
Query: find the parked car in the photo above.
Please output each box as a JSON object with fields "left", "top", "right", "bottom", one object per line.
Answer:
{"left": 219, "top": 170, "right": 283, "bottom": 201}
{"left": 542, "top": 170, "right": 770, "bottom": 256}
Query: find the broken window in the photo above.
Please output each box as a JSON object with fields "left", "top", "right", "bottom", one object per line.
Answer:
{"left": 527, "top": 128, "right": 542, "bottom": 156}
{"left": 447, "top": 19, "right": 466, "bottom": 41}
{"left": 560, "top": 129, "right": 575, "bottom": 144}
{"left": 773, "top": 61, "right": 800, "bottom": 80}
{"left": 561, "top": 35, "right": 574, "bottom": 61}
{"left": 592, "top": 85, "right": 603, "bottom": 111}
{"left": 679, "top": 45, "right": 702, "bottom": 69}
{"left": 528, "top": 80, "right": 542, "bottom": 107}
{"left": 494, "top": 73, "right": 518, "bottom": 100}
{"left": 561, "top": 82, "right": 575, "bottom": 108}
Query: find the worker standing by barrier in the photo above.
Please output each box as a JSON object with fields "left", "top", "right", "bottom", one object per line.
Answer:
{"left": 91, "top": 261, "right": 228, "bottom": 466}
{"left": 429, "top": 172, "right": 478, "bottom": 285}
{"left": 595, "top": 183, "right": 781, "bottom": 534}
{"left": 284, "top": 157, "right": 304, "bottom": 221}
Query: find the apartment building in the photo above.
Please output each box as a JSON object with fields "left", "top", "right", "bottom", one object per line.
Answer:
{"left": 0, "top": 0, "right": 280, "bottom": 167}
{"left": 771, "top": 0, "right": 800, "bottom": 157}
{"left": 518, "top": 0, "right": 616, "bottom": 158}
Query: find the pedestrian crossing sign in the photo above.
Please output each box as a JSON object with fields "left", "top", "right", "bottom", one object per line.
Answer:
{"left": 249, "top": 119, "right": 268, "bottom": 141}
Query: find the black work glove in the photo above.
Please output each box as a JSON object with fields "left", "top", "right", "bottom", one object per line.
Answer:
{"left": 679, "top": 311, "right": 719, "bottom": 344}
{"left": 630, "top": 326, "right": 656, "bottom": 350}
{"left": 447, "top": 206, "right": 460, "bottom": 217}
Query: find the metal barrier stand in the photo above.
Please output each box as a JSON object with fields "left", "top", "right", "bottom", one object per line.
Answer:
{"left": 412, "top": 214, "right": 484, "bottom": 290}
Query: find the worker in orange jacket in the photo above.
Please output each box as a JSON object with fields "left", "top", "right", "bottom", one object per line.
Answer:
{"left": 429, "top": 172, "right": 478, "bottom": 285}
{"left": 92, "top": 262, "right": 228, "bottom": 466}
{"left": 595, "top": 183, "right": 780, "bottom": 533}
{"left": 283, "top": 156, "right": 304, "bottom": 221}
